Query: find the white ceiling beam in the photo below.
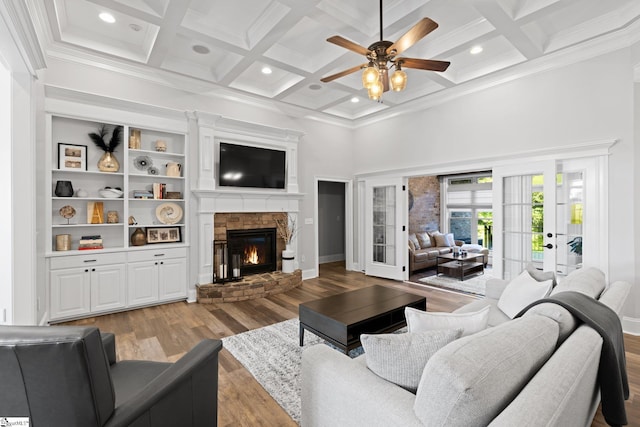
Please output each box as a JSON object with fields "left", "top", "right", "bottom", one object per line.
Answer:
{"left": 146, "top": 1, "right": 190, "bottom": 67}
{"left": 472, "top": 0, "right": 543, "bottom": 59}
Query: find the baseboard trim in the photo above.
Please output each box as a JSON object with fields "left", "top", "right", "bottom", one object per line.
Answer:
{"left": 623, "top": 316, "right": 640, "bottom": 336}
{"left": 302, "top": 268, "right": 317, "bottom": 280}
{"left": 319, "top": 254, "right": 345, "bottom": 264}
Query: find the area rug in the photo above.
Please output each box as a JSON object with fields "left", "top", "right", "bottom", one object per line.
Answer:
{"left": 222, "top": 318, "right": 364, "bottom": 424}
{"left": 418, "top": 272, "right": 492, "bottom": 296}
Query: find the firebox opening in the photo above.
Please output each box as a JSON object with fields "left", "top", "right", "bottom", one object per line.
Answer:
{"left": 227, "top": 228, "right": 277, "bottom": 276}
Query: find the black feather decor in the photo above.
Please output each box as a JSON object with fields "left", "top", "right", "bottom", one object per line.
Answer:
{"left": 89, "top": 124, "right": 122, "bottom": 153}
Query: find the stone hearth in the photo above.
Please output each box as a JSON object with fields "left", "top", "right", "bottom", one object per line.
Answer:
{"left": 197, "top": 270, "right": 302, "bottom": 303}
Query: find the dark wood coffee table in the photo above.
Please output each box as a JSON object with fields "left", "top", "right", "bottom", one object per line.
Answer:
{"left": 436, "top": 252, "right": 485, "bottom": 281}
{"left": 299, "top": 285, "right": 426, "bottom": 354}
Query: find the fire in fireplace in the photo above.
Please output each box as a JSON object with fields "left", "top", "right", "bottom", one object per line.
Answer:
{"left": 227, "top": 228, "right": 277, "bottom": 276}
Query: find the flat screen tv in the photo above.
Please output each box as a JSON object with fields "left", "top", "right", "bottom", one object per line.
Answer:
{"left": 218, "top": 142, "right": 286, "bottom": 189}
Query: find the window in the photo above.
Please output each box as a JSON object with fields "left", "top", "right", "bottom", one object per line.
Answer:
{"left": 444, "top": 173, "right": 493, "bottom": 249}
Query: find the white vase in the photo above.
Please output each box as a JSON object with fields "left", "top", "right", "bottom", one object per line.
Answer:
{"left": 282, "top": 244, "right": 295, "bottom": 273}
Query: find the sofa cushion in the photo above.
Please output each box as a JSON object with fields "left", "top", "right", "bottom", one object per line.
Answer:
{"left": 426, "top": 250, "right": 440, "bottom": 259}
{"left": 522, "top": 302, "right": 577, "bottom": 345}
{"left": 405, "top": 306, "right": 490, "bottom": 337}
{"left": 361, "top": 329, "right": 462, "bottom": 393}
{"left": 497, "top": 270, "right": 553, "bottom": 318}
{"left": 550, "top": 267, "right": 606, "bottom": 299}
{"left": 414, "top": 315, "right": 559, "bottom": 427}
{"left": 409, "top": 234, "right": 420, "bottom": 251}
{"left": 416, "top": 232, "right": 432, "bottom": 249}
{"left": 414, "top": 251, "right": 430, "bottom": 262}
{"left": 526, "top": 263, "right": 557, "bottom": 287}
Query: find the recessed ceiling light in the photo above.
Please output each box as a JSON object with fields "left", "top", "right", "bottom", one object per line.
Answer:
{"left": 99, "top": 12, "right": 116, "bottom": 24}
{"left": 351, "top": 97, "right": 360, "bottom": 103}
{"left": 261, "top": 66, "right": 272, "bottom": 75}
{"left": 309, "top": 84, "right": 322, "bottom": 91}
{"left": 192, "top": 45, "right": 210, "bottom": 54}
{"left": 129, "top": 23, "right": 142, "bottom": 32}
{"left": 470, "top": 45, "right": 483, "bottom": 55}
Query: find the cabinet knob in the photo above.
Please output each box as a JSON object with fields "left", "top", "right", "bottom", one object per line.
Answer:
{"left": 84, "top": 269, "right": 89, "bottom": 272}
{"left": 160, "top": 261, "right": 164, "bottom": 265}
{"left": 92, "top": 268, "right": 96, "bottom": 272}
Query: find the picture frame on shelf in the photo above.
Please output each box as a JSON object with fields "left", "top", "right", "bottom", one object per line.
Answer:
{"left": 146, "top": 226, "right": 181, "bottom": 244}
{"left": 58, "top": 143, "right": 87, "bottom": 171}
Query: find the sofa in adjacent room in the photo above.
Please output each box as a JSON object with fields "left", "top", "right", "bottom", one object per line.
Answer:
{"left": 301, "top": 267, "right": 630, "bottom": 427}
{"left": 408, "top": 231, "right": 489, "bottom": 273}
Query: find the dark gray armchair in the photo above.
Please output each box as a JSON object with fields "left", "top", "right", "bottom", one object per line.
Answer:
{"left": 0, "top": 325, "right": 222, "bottom": 426}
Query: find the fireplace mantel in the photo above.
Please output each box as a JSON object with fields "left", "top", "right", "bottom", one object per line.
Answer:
{"left": 189, "top": 112, "right": 305, "bottom": 286}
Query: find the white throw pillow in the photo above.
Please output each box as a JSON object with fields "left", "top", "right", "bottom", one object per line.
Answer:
{"left": 361, "top": 329, "right": 461, "bottom": 393}
{"left": 432, "top": 232, "right": 450, "bottom": 247}
{"left": 445, "top": 233, "right": 456, "bottom": 247}
{"left": 405, "top": 306, "right": 490, "bottom": 337}
{"left": 497, "top": 270, "right": 553, "bottom": 318}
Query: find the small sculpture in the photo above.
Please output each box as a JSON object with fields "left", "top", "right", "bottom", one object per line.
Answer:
{"left": 59, "top": 205, "right": 76, "bottom": 224}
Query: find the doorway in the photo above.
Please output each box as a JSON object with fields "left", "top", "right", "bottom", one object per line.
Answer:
{"left": 318, "top": 181, "right": 346, "bottom": 267}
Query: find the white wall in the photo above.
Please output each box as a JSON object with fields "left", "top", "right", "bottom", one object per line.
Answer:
{"left": 353, "top": 48, "right": 638, "bottom": 322}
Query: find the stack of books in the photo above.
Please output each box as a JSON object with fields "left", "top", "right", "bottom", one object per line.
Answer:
{"left": 79, "top": 235, "right": 103, "bottom": 250}
{"left": 133, "top": 190, "right": 154, "bottom": 199}
{"left": 152, "top": 183, "right": 166, "bottom": 199}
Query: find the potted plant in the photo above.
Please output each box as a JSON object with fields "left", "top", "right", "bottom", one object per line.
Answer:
{"left": 276, "top": 214, "right": 297, "bottom": 273}
{"left": 89, "top": 124, "right": 122, "bottom": 172}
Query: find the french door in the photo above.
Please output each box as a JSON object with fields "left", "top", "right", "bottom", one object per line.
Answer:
{"left": 493, "top": 157, "right": 605, "bottom": 280}
{"left": 364, "top": 178, "right": 405, "bottom": 280}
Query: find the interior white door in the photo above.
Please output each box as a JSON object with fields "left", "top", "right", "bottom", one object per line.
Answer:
{"left": 493, "top": 157, "right": 604, "bottom": 280}
{"left": 364, "top": 178, "right": 405, "bottom": 280}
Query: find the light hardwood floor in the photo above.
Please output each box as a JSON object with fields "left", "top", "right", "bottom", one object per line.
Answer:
{"left": 65, "top": 262, "right": 639, "bottom": 427}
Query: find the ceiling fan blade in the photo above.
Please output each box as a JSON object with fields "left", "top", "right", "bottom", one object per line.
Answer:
{"left": 327, "top": 36, "right": 370, "bottom": 56}
{"left": 387, "top": 18, "right": 439, "bottom": 56}
{"left": 321, "top": 64, "right": 367, "bottom": 83}
{"left": 398, "top": 57, "right": 450, "bottom": 72}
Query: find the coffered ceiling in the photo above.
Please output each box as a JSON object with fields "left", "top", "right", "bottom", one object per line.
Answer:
{"left": 28, "top": 0, "right": 640, "bottom": 125}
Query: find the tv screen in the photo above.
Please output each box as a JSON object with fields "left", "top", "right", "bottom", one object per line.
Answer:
{"left": 218, "top": 142, "right": 286, "bottom": 189}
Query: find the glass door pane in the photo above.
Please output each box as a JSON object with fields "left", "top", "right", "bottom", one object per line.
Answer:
{"left": 372, "top": 185, "right": 396, "bottom": 265}
{"left": 555, "top": 169, "right": 584, "bottom": 275}
{"left": 502, "top": 174, "right": 543, "bottom": 279}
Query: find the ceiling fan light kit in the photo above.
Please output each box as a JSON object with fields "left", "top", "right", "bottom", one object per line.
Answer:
{"left": 321, "top": 0, "right": 450, "bottom": 102}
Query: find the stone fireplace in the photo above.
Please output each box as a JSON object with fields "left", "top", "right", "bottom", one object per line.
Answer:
{"left": 190, "top": 112, "right": 304, "bottom": 302}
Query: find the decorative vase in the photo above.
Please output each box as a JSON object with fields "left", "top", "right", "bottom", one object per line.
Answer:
{"left": 54, "top": 180, "right": 74, "bottom": 197}
{"left": 282, "top": 244, "right": 295, "bottom": 274}
{"left": 98, "top": 151, "right": 120, "bottom": 172}
{"left": 130, "top": 227, "right": 146, "bottom": 246}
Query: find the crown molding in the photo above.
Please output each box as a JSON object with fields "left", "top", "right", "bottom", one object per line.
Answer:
{"left": 0, "top": 0, "right": 46, "bottom": 75}
{"left": 193, "top": 111, "right": 304, "bottom": 142}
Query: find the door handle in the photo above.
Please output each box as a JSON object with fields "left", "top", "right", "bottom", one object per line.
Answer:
{"left": 545, "top": 243, "right": 554, "bottom": 249}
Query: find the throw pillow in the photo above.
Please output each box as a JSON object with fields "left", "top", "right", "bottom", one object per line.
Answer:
{"left": 526, "top": 263, "right": 557, "bottom": 287}
{"left": 432, "top": 232, "right": 450, "bottom": 247}
{"left": 408, "top": 234, "right": 420, "bottom": 251}
{"left": 497, "top": 270, "right": 553, "bottom": 318}
{"left": 361, "top": 329, "right": 461, "bottom": 393}
{"left": 414, "top": 315, "right": 559, "bottom": 427}
{"left": 405, "top": 306, "right": 490, "bottom": 337}
{"left": 445, "top": 233, "right": 456, "bottom": 247}
{"left": 416, "top": 232, "right": 431, "bottom": 249}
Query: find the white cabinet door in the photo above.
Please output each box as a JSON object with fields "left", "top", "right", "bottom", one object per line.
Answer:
{"left": 90, "top": 265, "right": 126, "bottom": 313}
{"left": 127, "top": 261, "right": 159, "bottom": 307}
{"left": 158, "top": 258, "right": 187, "bottom": 301}
{"left": 50, "top": 268, "right": 91, "bottom": 319}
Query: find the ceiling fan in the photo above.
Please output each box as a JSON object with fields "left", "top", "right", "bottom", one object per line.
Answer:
{"left": 320, "top": 0, "right": 450, "bottom": 100}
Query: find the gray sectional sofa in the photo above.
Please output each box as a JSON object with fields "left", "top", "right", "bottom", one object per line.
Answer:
{"left": 301, "top": 267, "right": 630, "bottom": 427}
{"left": 408, "top": 231, "right": 489, "bottom": 273}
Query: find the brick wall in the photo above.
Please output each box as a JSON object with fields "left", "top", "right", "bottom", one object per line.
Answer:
{"left": 408, "top": 176, "right": 440, "bottom": 234}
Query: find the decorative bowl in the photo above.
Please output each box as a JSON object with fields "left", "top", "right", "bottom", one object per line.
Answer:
{"left": 99, "top": 188, "right": 124, "bottom": 198}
